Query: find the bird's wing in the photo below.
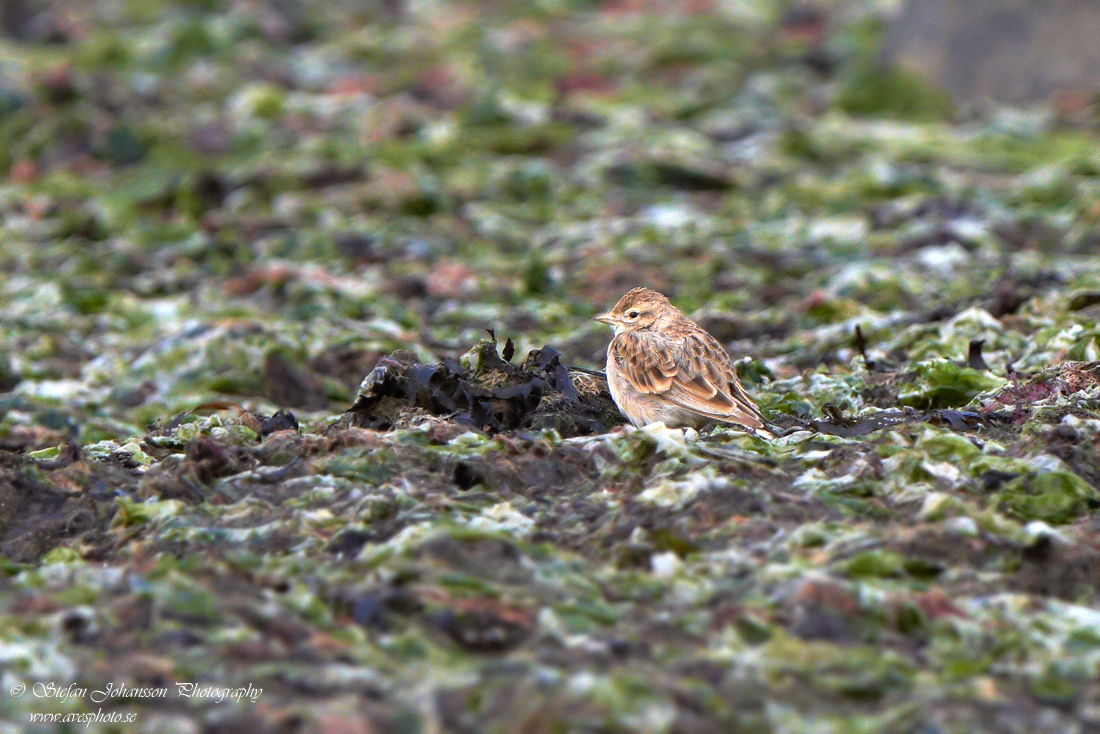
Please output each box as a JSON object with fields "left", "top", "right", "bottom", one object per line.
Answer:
{"left": 610, "top": 330, "right": 768, "bottom": 430}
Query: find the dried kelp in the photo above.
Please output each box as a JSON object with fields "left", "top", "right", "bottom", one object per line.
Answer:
{"left": 343, "top": 340, "right": 622, "bottom": 435}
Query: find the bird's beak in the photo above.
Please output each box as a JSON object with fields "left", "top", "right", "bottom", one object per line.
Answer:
{"left": 594, "top": 312, "right": 615, "bottom": 325}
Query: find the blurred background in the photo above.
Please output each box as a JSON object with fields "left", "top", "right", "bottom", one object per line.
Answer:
{"left": 1, "top": 0, "right": 1099, "bottom": 438}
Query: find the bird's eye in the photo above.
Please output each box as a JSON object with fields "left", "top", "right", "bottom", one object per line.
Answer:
{"left": 627, "top": 310, "right": 640, "bottom": 319}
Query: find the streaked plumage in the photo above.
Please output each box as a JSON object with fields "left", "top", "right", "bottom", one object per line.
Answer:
{"left": 595, "top": 288, "right": 771, "bottom": 437}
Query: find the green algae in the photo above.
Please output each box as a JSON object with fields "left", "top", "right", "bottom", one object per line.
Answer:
{"left": 897, "top": 361, "right": 1004, "bottom": 410}
{"left": 998, "top": 471, "right": 1099, "bottom": 525}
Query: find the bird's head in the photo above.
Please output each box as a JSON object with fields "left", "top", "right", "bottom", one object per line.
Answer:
{"left": 594, "top": 287, "right": 678, "bottom": 335}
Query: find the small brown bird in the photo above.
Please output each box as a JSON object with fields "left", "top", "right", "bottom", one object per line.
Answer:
{"left": 595, "top": 288, "right": 772, "bottom": 437}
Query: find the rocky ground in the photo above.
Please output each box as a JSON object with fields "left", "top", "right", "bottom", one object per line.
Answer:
{"left": 3, "top": 1, "right": 1100, "bottom": 732}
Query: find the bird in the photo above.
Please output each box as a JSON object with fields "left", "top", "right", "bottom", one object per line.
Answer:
{"left": 594, "top": 287, "right": 773, "bottom": 437}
